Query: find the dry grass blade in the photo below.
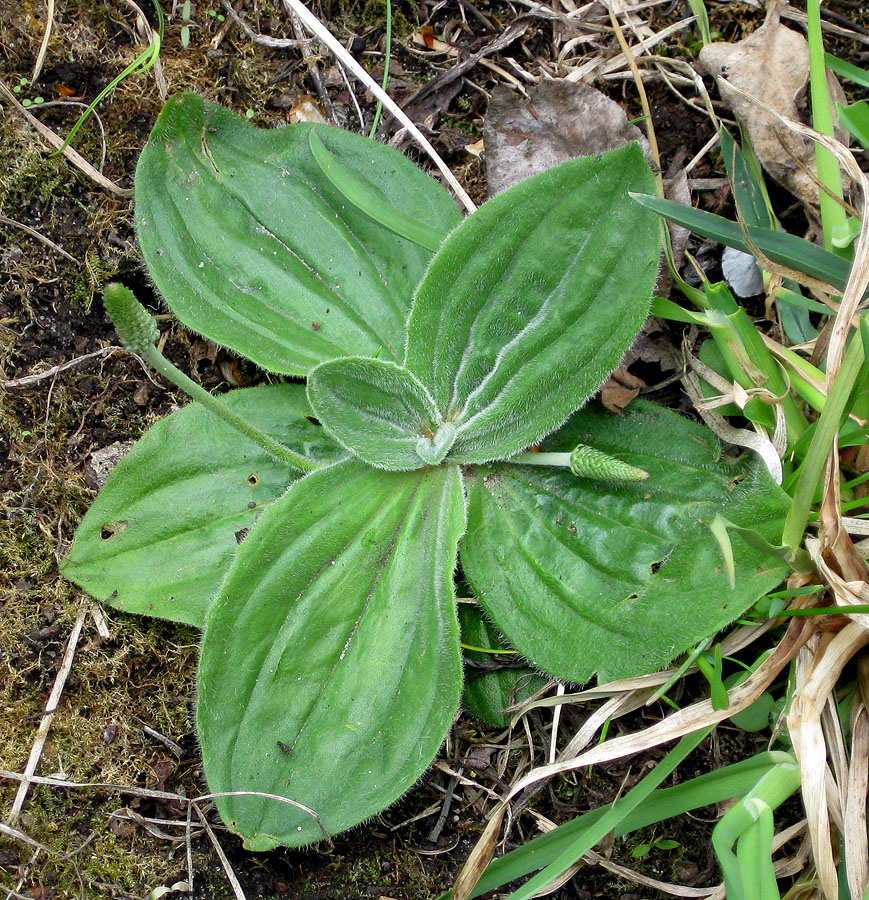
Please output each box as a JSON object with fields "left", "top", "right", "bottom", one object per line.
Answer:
{"left": 583, "top": 849, "right": 716, "bottom": 897}
{"left": 279, "top": 0, "right": 476, "bottom": 213}
{"left": 787, "top": 622, "right": 869, "bottom": 900}
{"left": 6, "top": 608, "right": 87, "bottom": 824}
{"left": 0, "top": 822, "right": 52, "bottom": 853}
{"left": 455, "top": 618, "right": 810, "bottom": 898}
{"left": 0, "top": 213, "right": 78, "bottom": 264}
{"left": 30, "top": 0, "right": 54, "bottom": 85}
{"left": 844, "top": 683, "right": 869, "bottom": 899}
{"left": 192, "top": 804, "right": 246, "bottom": 900}
{"left": 808, "top": 538, "right": 869, "bottom": 630}
{"left": 1, "top": 347, "right": 122, "bottom": 388}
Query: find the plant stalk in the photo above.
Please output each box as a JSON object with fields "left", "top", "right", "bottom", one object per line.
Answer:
{"left": 781, "top": 333, "right": 865, "bottom": 553}
{"left": 140, "top": 345, "right": 318, "bottom": 473}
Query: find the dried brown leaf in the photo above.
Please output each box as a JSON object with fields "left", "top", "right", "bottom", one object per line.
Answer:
{"left": 698, "top": 19, "right": 840, "bottom": 210}
{"left": 483, "top": 80, "right": 648, "bottom": 197}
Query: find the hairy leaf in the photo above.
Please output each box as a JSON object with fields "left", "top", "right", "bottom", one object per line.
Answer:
{"left": 307, "top": 357, "right": 455, "bottom": 469}
{"left": 459, "top": 604, "right": 546, "bottom": 728}
{"left": 197, "top": 460, "right": 466, "bottom": 849}
{"left": 460, "top": 401, "right": 790, "bottom": 683}
{"left": 136, "top": 94, "right": 462, "bottom": 375}
{"left": 404, "top": 144, "right": 659, "bottom": 464}
{"left": 61, "top": 385, "right": 345, "bottom": 626}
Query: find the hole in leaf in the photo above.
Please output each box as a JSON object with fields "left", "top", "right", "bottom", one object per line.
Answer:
{"left": 99, "top": 521, "right": 127, "bottom": 540}
{"left": 649, "top": 560, "right": 662, "bottom": 575}
{"left": 304, "top": 415, "right": 322, "bottom": 427}
{"left": 247, "top": 473, "right": 259, "bottom": 486}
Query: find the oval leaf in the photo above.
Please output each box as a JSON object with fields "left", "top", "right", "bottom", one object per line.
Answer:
{"left": 460, "top": 401, "right": 790, "bottom": 683}
{"left": 61, "top": 385, "right": 345, "bottom": 626}
{"left": 197, "top": 460, "right": 466, "bottom": 849}
{"left": 404, "top": 144, "right": 660, "bottom": 464}
{"left": 307, "top": 357, "right": 455, "bottom": 469}
{"left": 136, "top": 94, "right": 462, "bottom": 375}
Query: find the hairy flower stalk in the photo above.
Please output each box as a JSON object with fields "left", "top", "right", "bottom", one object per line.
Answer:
{"left": 103, "top": 283, "right": 318, "bottom": 474}
{"left": 511, "top": 444, "right": 650, "bottom": 482}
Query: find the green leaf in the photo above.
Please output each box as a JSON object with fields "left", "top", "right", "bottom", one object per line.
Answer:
{"left": 405, "top": 145, "right": 660, "bottom": 464}
{"left": 729, "top": 692, "right": 775, "bottom": 732}
{"left": 135, "top": 94, "right": 462, "bottom": 375}
{"left": 306, "top": 357, "right": 455, "bottom": 469}
{"left": 458, "top": 603, "right": 546, "bottom": 729}
{"left": 631, "top": 193, "right": 863, "bottom": 299}
{"left": 836, "top": 100, "right": 869, "bottom": 150}
{"left": 460, "top": 400, "right": 790, "bottom": 683}
{"left": 825, "top": 53, "right": 869, "bottom": 89}
{"left": 197, "top": 460, "right": 466, "bottom": 849}
{"left": 61, "top": 385, "right": 345, "bottom": 626}
{"left": 720, "top": 128, "right": 772, "bottom": 230}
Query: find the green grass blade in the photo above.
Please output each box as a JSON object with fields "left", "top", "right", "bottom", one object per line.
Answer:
{"left": 836, "top": 101, "right": 869, "bottom": 151}
{"left": 369, "top": 0, "right": 392, "bottom": 138}
{"left": 631, "top": 194, "right": 859, "bottom": 297}
{"left": 825, "top": 54, "right": 869, "bottom": 89}
{"left": 436, "top": 751, "right": 790, "bottom": 899}
{"left": 782, "top": 333, "right": 866, "bottom": 553}
{"left": 503, "top": 728, "right": 714, "bottom": 900}
{"left": 686, "top": 0, "right": 711, "bottom": 45}
{"left": 806, "top": 0, "right": 848, "bottom": 254}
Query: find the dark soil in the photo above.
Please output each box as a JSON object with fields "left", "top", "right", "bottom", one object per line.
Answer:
{"left": 1, "top": 1, "right": 864, "bottom": 898}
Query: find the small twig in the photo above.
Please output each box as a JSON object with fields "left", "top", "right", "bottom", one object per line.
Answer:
{"left": 0, "top": 213, "right": 78, "bottom": 265}
{"left": 5, "top": 466, "right": 41, "bottom": 516}
{"left": 142, "top": 725, "right": 184, "bottom": 758}
{"left": 90, "top": 604, "right": 111, "bottom": 639}
{"left": 7, "top": 609, "right": 87, "bottom": 823}
{"left": 337, "top": 60, "right": 366, "bottom": 132}
{"left": 427, "top": 769, "right": 462, "bottom": 844}
{"left": 218, "top": 0, "right": 311, "bottom": 49}
{"left": 1, "top": 347, "right": 124, "bottom": 388}
{"left": 285, "top": 5, "right": 338, "bottom": 126}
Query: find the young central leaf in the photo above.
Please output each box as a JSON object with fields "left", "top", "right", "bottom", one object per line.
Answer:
{"left": 197, "top": 459, "right": 466, "bottom": 850}
{"left": 404, "top": 143, "right": 660, "bottom": 464}
{"left": 307, "top": 357, "right": 456, "bottom": 469}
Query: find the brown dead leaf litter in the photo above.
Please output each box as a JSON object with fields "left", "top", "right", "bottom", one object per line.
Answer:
{"left": 1, "top": 1, "right": 868, "bottom": 898}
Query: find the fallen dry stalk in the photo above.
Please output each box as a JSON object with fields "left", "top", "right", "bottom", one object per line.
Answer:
{"left": 6, "top": 608, "right": 87, "bottom": 824}
{"left": 787, "top": 622, "right": 869, "bottom": 900}
{"left": 0, "top": 80, "right": 132, "bottom": 197}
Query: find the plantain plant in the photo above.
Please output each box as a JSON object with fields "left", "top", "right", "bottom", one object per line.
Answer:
{"left": 62, "top": 93, "right": 790, "bottom": 850}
